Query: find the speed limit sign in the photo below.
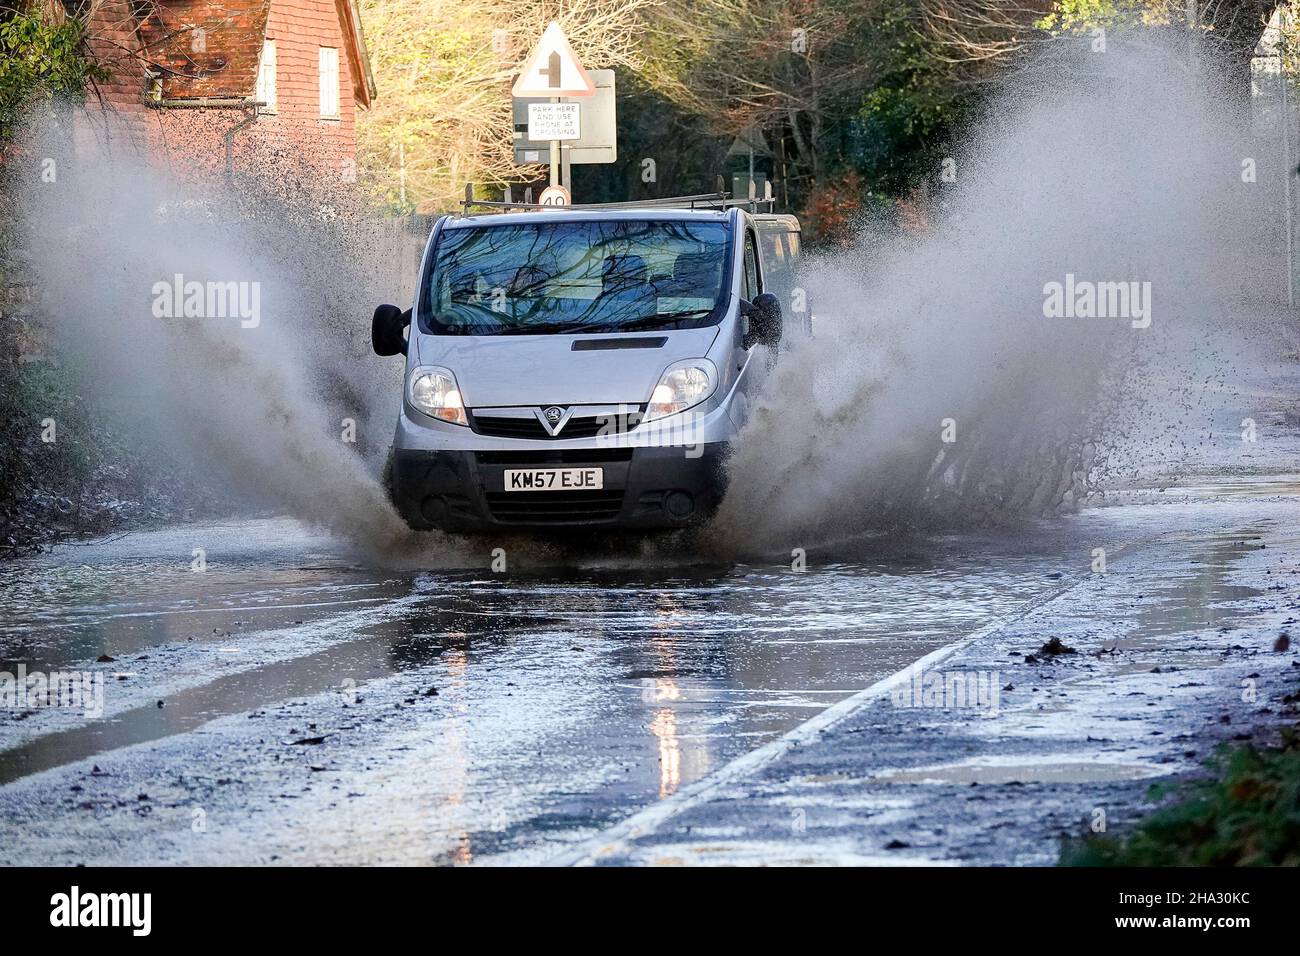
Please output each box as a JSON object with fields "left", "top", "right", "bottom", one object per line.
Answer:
{"left": 538, "top": 185, "right": 570, "bottom": 206}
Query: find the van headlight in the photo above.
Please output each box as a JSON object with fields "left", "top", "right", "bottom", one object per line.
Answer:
{"left": 407, "top": 366, "right": 468, "bottom": 426}
{"left": 645, "top": 360, "right": 717, "bottom": 422}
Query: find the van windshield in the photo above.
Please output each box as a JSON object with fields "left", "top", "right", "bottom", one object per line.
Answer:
{"left": 421, "top": 219, "right": 731, "bottom": 335}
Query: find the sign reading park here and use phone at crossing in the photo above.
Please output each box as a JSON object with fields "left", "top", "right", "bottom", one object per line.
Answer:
{"left": 527, "top": 103, "right": 580, "bottom": 142}
{"left": 511, "top": 22, "right": 616, "bottom": 194}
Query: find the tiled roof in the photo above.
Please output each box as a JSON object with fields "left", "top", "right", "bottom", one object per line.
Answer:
{"left": 89, "top": 0, "right": 373, "bottom": 105}
{"left": 136, "top": 1, "right": 273, "bottom": 100}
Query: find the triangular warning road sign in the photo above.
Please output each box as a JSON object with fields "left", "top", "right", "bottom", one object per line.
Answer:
{"left": 512, "top": 22, "right": 596, "bottom": 99}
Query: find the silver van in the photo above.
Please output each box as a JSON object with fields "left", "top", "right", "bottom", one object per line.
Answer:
{"left": 372, "top": 196, "right": 802, "bottom": 532}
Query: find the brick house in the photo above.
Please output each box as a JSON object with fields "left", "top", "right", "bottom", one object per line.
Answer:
{"left": 79, "top": 0, "right": 376, "bottom": 184}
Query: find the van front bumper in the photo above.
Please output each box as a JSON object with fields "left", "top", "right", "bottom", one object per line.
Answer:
{"left": 390, "top": 443, "right": 730, "bottom": 532}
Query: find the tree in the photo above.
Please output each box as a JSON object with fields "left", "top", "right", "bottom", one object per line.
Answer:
{"left": 621, "top": 0, "right": 993, "bottom": 233}
{"left": 2, "top": 1, "right": 104, "bottom": 312}
{"left": 919, "top": 0, "right": 1282, "bottom": 95}
{"left": 635, "top": 0, "right": 885, "bottom": 196}
{"left": 1, "top": 2, "right": 103, "bottom": 148}
{"left": 849, "top": 2, "right": 977, "bottom": 196}
{"left": 356, "top": 0, "right": 658, "bottom": 213}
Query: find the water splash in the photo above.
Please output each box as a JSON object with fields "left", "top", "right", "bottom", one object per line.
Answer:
{"left": 15, "top": 124, "right": 439, "bottom": 560}
{"left": 713, "top": 40, "right": 1289, "bottom": 551}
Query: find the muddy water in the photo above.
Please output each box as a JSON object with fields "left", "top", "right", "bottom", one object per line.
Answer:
{"left": 0, "top": 518, "right": 1074, "bottom": 797}
{"left": 2, "top": 486, "right": 1290, "bottom": 864}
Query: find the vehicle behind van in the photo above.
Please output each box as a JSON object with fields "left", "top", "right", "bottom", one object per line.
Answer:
{"left": 371, "top": 194, "right": 802, "bottom": 533}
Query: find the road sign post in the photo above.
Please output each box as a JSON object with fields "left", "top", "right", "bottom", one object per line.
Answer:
{"left": 525, "top": 98, "right": 581, "bottom": 188}
{"left": 512, "top": 22, "right": 597, "bottom": 197}
{"left": 550, "top": 98, "right": 559, "bottom": 188}
{"left": 514, "top": 70, "right": 616, "bottom": 167}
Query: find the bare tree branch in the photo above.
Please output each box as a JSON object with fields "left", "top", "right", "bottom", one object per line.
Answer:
{"left": 357, "top": 0, "right": 658, "bottom": 212}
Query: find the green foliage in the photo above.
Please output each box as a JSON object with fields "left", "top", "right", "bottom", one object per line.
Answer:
{"left": 0, "top": 10, "right": 102, "bottom": 144}
{"left": 1039, "top": 0, "right": 1123, "bottom": 31}
{"left": 846, "top": 5, "right": 978, "bottom": 198}
{"left": 1, "top": 10, "right": 104, "bottom": 534}
{"left": 1037, "top": 0, "right": 1171, "bottom": 34}
{"left": 852, "top": 42, "right": 965, "bottom": 194}
{"left": 0, "top": 358, "right": 99, "bottom": 499}
{"left": 1061, "top": 738, "right": 1300, "bottom": 866}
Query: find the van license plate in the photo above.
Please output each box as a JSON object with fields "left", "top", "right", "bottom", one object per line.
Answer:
{"left": 504, "top": 468, "right": 604, "bottom": 491}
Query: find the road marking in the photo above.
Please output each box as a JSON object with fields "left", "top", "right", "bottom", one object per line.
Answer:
{"left": 548, "top": 561, "right": 1123, "bottom": 866}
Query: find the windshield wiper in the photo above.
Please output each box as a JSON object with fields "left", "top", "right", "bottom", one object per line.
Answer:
{"left": 508, "top": 311, "right": 715, "bottom": 335}
{"left": 495, "top": 323, "right": 594, "bottom": 335}
{"left": 611, "top": 310, "right": 715, "bottom": 332}
{"left": 430, "top": 309, "right": 717, "bottom": 336}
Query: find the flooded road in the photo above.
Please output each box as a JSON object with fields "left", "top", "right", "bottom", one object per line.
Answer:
{"left": 3, "top": 479, "right": 1294, "bottom": 865}
{"left": 0, "top": 512, "right": 1124, "bottom": 863}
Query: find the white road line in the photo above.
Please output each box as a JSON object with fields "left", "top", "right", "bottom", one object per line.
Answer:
{"left": 547, "top": 563, "right": 1117, "bottom": 866}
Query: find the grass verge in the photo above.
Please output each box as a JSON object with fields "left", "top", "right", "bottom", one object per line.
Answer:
{"left": 1061, "top": 728, "right": 1300, "bottom": 866}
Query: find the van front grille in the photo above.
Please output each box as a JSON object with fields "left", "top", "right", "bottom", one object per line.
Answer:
{"left": 470, "top": 412, "right": 642, "bottom": 441}
{"left": 484, "top": 490, "right": 625, "bottom": 524}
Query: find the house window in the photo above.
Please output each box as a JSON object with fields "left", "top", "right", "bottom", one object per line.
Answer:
{"left": 255, "top": 39, "right": 277, "bottom": 112}
{"left": 319, "top": 47, "right": 340, "bottom": 119}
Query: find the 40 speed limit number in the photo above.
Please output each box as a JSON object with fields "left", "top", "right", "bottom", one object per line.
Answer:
{"left": 538, "top": 185, "right": 570, "bottom": 206}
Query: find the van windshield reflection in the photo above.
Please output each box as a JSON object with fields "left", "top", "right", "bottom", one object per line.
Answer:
{"left": 421, "top": 220, "right": 730, "bottom": 335}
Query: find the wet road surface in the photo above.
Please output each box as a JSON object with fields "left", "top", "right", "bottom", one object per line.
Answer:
{"left": 3, "top": 479, "right": 1295, "bottom": 864}
{"left": 0, "top": 520, "right": 1107, "bottom": 863}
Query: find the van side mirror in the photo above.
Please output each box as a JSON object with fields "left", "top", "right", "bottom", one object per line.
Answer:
{"left": 372, "top": 304, "right": 410, "bottom": 356}
{"left": 742, "top": 293, "right": 782, "bottom": 350}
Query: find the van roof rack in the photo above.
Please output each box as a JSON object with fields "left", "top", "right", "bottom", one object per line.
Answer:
{"left": 457, "top": 180, "right": 777, "bottom": 215}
